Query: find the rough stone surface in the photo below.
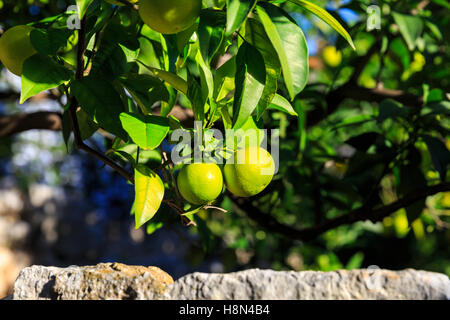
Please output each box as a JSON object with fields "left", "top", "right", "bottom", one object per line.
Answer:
{"left": 12, "top": 263, "right": 173, "bottom": 300}
{"left": 9, "top": 264, "right": 450, "bottom": 300}
{"left": 168, "top": 269, "right": 450, "bottom": 300}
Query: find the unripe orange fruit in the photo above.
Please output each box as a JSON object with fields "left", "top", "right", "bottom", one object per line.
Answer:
{"left": 0, "top": 25, "right": 37, "bottom": 76}
{"left": 177, "top": 163, "right": 223, "bottom": 205}
{"left": 138, "top": 0, "right": 201, "bottom": 34}
{"left": 223, "top": 146, "right": 275, "bottom": 197}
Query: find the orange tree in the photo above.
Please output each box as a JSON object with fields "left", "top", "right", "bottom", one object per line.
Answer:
{"left": 0, "top": 0, "right": 449, "bottom": 272}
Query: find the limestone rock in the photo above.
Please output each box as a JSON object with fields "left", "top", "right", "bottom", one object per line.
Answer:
{"left": 10, "top": 264, "right": 450, "bottom": 300}
{"left": 12, "top": 262, "right": 173, "bottom": 300}
{"left": 167, "top": 268, "right": 450, "bottom": 300}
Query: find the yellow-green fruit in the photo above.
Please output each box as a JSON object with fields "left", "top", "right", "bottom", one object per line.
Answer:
{"left": 104, "top": 0, "right": 138, "bottom": 6}
{"left": 322, "top": 46, "right": 342, "bottom": 68}
{"left": 224, "top": 146, "right": 275, "bottom": 197}
{"left": 0, "top": 25, "right": 37, "bottom": 76}
{"left": 177, "top": 163, "right": 223, "bottom": 205}
{"left": 138, "top": 0, "right": 201, "bottom": 34}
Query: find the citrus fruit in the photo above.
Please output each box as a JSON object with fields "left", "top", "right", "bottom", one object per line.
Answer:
{"left": 322, "top": 46, "right": 342, "bottom": 68}
{"left": 138, "top": 0, "right": 201, "bottom": 34}
{"left": 0, "top": 25, "right": 37, "bottom": 76}
{"left": 224, "top": 146, "right": 275, "bottom": 197}
{"left": 104, "top": 0, "right": 138, "bottom": 6}
{"left": 177, "top": 163, "right": 223, "bottom": 205}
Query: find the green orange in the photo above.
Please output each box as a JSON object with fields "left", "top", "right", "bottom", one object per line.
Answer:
{"left": 177, "top": 163, "right": 223, "bottom": 205}
{"left": 223, "top": 146, "right": 275, "bottom": 197}
{"left": 0, "top": 25, "right": 37, "bottom": 76}
{"left": 138, "top": 0, "right": 201, "bottom": 34}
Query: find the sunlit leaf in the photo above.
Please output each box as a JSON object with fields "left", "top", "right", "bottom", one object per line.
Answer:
{"left": 21, "top": 54, "right": 72, "bottom": 103}
{"left": 232, "top": 42, "right": 266, "bottom": 129}
{"left": 134, "top": 165, "right": 165, "bottom": 229}
{"left": 256, "top": 3, "right": 308, "bottom": 100}
{"left": 120, "top": 112, "right": 170, "bottom": 150}
{"left": 226, "top": 0, "right": 257, "bottom": 36}
{"left": 287, "top": 0, "right": 355, "bottom": 50}
{"left": 136, "top": 60, "right": 188, "bottom": 95}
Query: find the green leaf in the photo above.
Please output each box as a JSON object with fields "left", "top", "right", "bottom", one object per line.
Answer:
{"left": 245, "top": 18, "right": 281, "bottom": 119}
{"left": 198, "top": 9, "right": 226, "bottom": 65}
{"left": 256, "top": 3, "right": 308, "bottom": 100}
{"left": 226, "top": 0, "right": 257, "bottom": 36}
{"left": 30, "top": 28, "right": 72, "bottom": 55}
{"left": 21, "top": 54, "right": 72, "bottom": 104}
{"left": 136, "top": 61, "right": 188, "bottom": 95}
{"left": 268, "top": 94, "right": 298, "bottom": 116}
{"left": 287, "top": 0, "right": 355, "bottom": 50}
{"left": 119, "top": 74, "right": 169, "bottom": 114}
{"left": 422, "top": 135, "right": 450, "bottom": 181}
{"left": 232, "top": 42, "right": 266, "bottom": 129}
{"left": 392, "top": 12, "right": 423, "bottom": 51}
{"left": 187, "top": 72, "right": 207, "bottom": 122}
{"left": 195, "top": 51, "right": 214, "bottom": 102}
{"left": 76, "top": 0, "right": 94, "bottom": 19}
{"left": 71, "top": 76, "right": 128, "bottom": 140}
{"left": 134, "top": 165, "right": 165, "bottom": 229}
{"left": 214, "top": 57, "right": 236, "bottom": 101}
{"left": 91, "top": 24, "right": 140, "bottom": 77}
{"left": 119, "top": 113, "right": 170, "bottom": 150}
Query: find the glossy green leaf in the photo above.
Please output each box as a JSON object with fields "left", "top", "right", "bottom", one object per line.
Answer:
{"left": 120, "top": 113, "right": 170, "bottom": 150}
{"left": 226, "top": 0, "right": 257, "bottom": 36}
{"left": 119, "top": 74, "right": 169, "bottom": 114}
{"left": 288, "top": 0, "right": 355, "bottom": 50}
{"left": 257, "top": 3, "right": 308, "bottom": 100}
{"left": 198, "top": 9, "right": 226, "bottom": 65}
{"left": 214, "top": 57, "right": 236, "bottom": 101}
{"left": 245, "top": 18, "right": 282, "bottom": 119}
{"left": 71, "top": 76, "right": 128, "bottom": 140}
{"left": 30, "top": 28, "right": 72, "bottom": 55}
{"left": 187, "top": 72, "right": 207, "bottom": 122}
{"left": 134, "top": 165, "right": 165, "bottom": 229}
{"left": 76, "top": 0, "right": 93, "bottom": 19}
{"left": 268, "top": 94, "right": 298, "bottom": 116}
{"left": 21, "top": 54, "right": 72, "bottom": 104}
{"left": 232, "top": 42, "right": 266, "bottom": 129}
{"left": 136, "top": 60, "right": 188, "bottom": 95}
{"left": 196, "top": 51, "right": 214, "bottom": 102}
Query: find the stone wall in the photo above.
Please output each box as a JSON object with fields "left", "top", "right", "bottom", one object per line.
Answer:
{"left": 6, "top": 263, "right": 450, "bottom": 300}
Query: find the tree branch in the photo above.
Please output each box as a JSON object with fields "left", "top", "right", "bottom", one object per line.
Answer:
{"left": 230, "top": 182, "right": 450, "bottom": 242}
{"left": 0, "top": 111, "right": 62, "bottom": 137}
{"left": 68, "top": 16, "right": 134, "bottom": 184}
